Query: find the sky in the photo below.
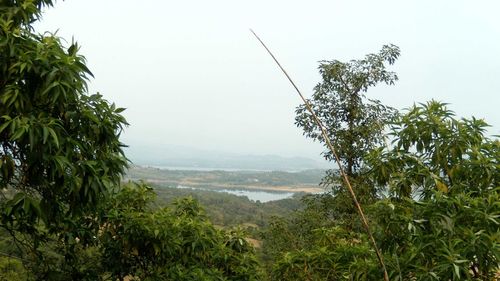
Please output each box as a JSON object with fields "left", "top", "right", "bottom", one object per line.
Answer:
{"left": 35, "top": 0, "right": 500, "bottom": 160}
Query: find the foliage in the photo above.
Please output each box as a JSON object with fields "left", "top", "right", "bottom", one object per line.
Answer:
{"left": 263, "top": 45, "right": 402, "bottom": 280}
{"left": 3, "top": 2, "right": 499, "bottom": 280}
{"left": 294, "top": 45, "right": 401, "bottom": 234}
{"left": 368, "top": 100, "right": 499, "bottom": 199}
{"left": 0, "top": 0, "right": 128, "bottom": 278}
{"left": 1, "top": 3, "right": 266, "bottom": 279}
{"left": 295, "top": 45, "right": 400, "bottom": 176}
{"left": 371, "top": 191, "right": 500, "bottom": 280}
{"left": 0, "top": 256, "right": 27, "bottom": 281}
{"left": 260, "top": 194, "right": 333, "bottom": 272}
{"left": 366, "top": 101, "right": 500, "bottom": 280}
{"left": 0, "top": 0, "right": 127, "bottom": 230}
{"left": 265, "top": 101, "right": 500, "bottom": 280}
{"left": 100, "top": 182, "right": 263, "bottom": 281}
{"left": 153, "top": 183, "right": 304, "bottom": 227}
{"left": 261, "top": 193, "right": 380, "bottom": 280}
{"left": 274, "top": 229, "right": 379, "bottom": 281}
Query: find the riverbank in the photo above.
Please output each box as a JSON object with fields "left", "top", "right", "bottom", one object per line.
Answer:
{"left": 124, "top": 165, "right": 326, "bottom": 194}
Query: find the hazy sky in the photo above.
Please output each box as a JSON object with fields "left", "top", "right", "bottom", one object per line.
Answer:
{"left": 35, "top": 0, "right": 500, "bottom": 160}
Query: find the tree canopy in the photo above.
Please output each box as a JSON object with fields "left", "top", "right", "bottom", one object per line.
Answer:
{"left": 265, "top": 101, "right": 500, "bottom": 280}
{"left": 2, "top": 1, "right": 499, "bottom": 280}
{"left": 0, "top": 2, "right": 263, "bottom": 280}
{"left": 1, "top": 0, "right": 128, "bottom": 258}
{"left": 295, "top": 45, "right": 400, "bottom": 176}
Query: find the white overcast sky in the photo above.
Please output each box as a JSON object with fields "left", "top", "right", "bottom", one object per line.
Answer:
{"left": 35, "top": 0, "right": 500, "bottom": 160}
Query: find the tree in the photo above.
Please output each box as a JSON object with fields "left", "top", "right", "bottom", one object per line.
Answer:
{"left": 260, "top": 46, "right": 403, "bottom": 280}
{"left": 367, "top": 101, "right": 500, "bottom": 280}
{"left": 260, "top": 193, "right": 379, "bottom": 279}
{"left": 368, "top": 100, "right": 499, "bottom": 199}
{"left": 99, "top": 182, "right": 262, "bottom": 281}
{"left": 295, "top": 45, "right": 400, "bottom": 177}
{"left": 1, "top": 3, "right": 264, "bottom": 280}
{"left": 0, "top": 0, "right": 128, "bottom": 274}
{"left": 294, "top": 46, "right": 401, "bottom": 232}
{"left": 265, "top": 101, "right": 500, "bottom": 280}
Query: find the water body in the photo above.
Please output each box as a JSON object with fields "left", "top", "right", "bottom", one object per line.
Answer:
{"left": 176, "top": 185, "right": 294, "bottom": 203}
{"left": 152, "top": 165, "right": 280, "bottom": 172}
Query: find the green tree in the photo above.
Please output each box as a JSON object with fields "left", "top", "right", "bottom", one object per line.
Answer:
{"left": 1, "top": 3, "right": 264, "bottom": 280}
{"left": 367, "top": 101, "right": 500, "bottom": 280}
{"left": 261, "top": 192, "right": 383, "bottom": 280}
{"left": 292, "top": 48, "right": 400, "bottom": 241}
{"left": 261, "top": 46, "right": 403, "bottom": 280}
{"left": 295, "top": 45, "right": 401, "bottom": 230}
{"left": 368, "top": 100, "right": 499, "bottom": 199}
{"left": 100, "top": 182, "right": 262, "bottom": 281}
{"left": 295, "top": 45, "right": 400, "bottom": 177}
{"left": 0, "top": 0, "right": 128, "bottom": 276}
{"left": 265, "top": 101, "right": 500, "bottom": 280}
{"left": 270, "top": 226, "right": 378, "bottom": 281}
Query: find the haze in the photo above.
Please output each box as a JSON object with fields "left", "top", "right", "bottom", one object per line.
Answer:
{"left": 35, "top": 0, "right": 500, "bottom": 162}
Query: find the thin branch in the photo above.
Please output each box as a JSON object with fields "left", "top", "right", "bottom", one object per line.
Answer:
{"left": 250, "top": 29, "right": 390, "bottom": 281}
{"left": 0, "top": 251, "right": 31, "bottom": 263}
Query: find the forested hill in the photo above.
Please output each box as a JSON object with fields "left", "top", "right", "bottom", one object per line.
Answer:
{"left": 124, "top": 165, "right": 326, "bottom": 193}
{"left": 151, "top": 184, "right": 305, "bottom": 228}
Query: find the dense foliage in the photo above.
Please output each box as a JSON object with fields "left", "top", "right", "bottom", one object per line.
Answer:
{"left": 100, "top": 182, "right": 262, "bottom": 281}
{"left": 368, "top": 101, "right": 500, "bottom": 280}
{"left": 368, "top": 100, "right": 499, "bottom": 199}
{"left": 1, "top": 0, "right": 128, "bottom": 276}
{"left": 0, "top": 2, "right": 263, "bottom": 280}
{"left": 152, "top": 183, "right": 304, "bottom": 227}
{"left": 2, "top": 2, "right": 499, "bottom": 280}
{"left": 264, "top": 101, "right": 500, "bottom": 280}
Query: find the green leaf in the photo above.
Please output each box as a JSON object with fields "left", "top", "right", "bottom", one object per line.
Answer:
{"left": 0, "top": 119, "right": 11, "bottom": 134}
{"left": 453, "top": 263, "right": 460, "bottom": 278}
{"left": 42, "top": 126, "right": 49, "bottom": 144}
{"left": 47, "top": 127, "right": 59, "bottom": 147}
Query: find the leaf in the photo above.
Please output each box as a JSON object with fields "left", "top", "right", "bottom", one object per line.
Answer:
{"left": 0, "top": 120, "right": 10, "bottom": 134}
{"left": 40, "top": 81, "right": 60, "bottom": 96}
{"left": 10, "top": 193, "right": 26, "bottom": 207}
{"left": 47, "top": 127, "right": 59, "bottom": 148}
{"left": 10, "top": 127, "right": 25, "bottom": 140}
{"left": 42, "top": 126, "right": 49, "bottom": 144}
{"left": 435, "top": 180, "right": 448, "bottom": 193}
{"left": 115, "top": 107, "right": 126, "bottom": 113}
{"left": 453, "top": 263, "right": 460, "bottom": 278}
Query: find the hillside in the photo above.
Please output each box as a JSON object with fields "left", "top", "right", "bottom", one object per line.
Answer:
{"left": 124, "top": 165, "right": 327, "bottom": 193}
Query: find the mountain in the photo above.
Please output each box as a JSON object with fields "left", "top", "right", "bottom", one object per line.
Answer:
{"left": 124, "top": 143, "right": 330, "bottom": 171}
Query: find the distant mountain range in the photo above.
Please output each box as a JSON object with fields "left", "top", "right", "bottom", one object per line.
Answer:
{"left": 124, "top": 144, "right": 331, "bottom": 171}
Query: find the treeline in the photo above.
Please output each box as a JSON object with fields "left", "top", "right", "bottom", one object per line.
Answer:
{"left": 125, "top": 166, "right": 325, "bottom": 189}
{"left": 151, "top": 184, "right": 304, "bottom": 227}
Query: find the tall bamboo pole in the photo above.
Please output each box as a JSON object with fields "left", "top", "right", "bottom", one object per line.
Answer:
{"left": 250, "top": 29, "right": 389, "bottom": 281}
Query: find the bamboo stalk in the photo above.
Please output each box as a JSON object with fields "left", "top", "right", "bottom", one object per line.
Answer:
{"left": 250, "top": 29, "right": 389, "bottom": 281}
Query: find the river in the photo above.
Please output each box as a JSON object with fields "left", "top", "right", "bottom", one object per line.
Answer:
{"left": 176, "top": 185, "right": 294, "bottom": 203}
